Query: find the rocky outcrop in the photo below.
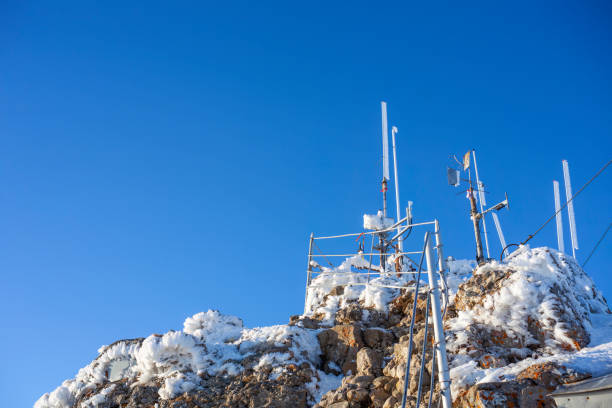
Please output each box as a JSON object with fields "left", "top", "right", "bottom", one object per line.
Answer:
{"left": 313, "top": 292, "right": 440, "bottom": 408}
{"left": 447, "top": 249, "right": 609, "bottom": 367}
{"left": 36, "top": 247, "right": 610, "bottom": 408}
{"left": 72, "top": 365, "right": 316, "bottom": 408}
{"left": 454, "top": 362, "right": 591, "bottom": 408}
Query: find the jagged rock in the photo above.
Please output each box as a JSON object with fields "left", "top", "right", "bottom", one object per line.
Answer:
{"left": 318, "top": 324, "right": 365, "bottom": 375}
{"left": 356, "top": 348, "right": 382, "bottom": 377}
{"left": 346, "top": 387, "right": 369, "bottom": 402}
{"left": 363, "top": 328, "right": 395, "bottom": 350}
{"left": 477, "top": 354, "right": 507, "bottom": 369}
{"left": 369, "top": 388, "right": 390, "bottom": 408}
{"left": 518, "top": 385, "right": 555, "bottom": 407}
{"left": 516, "top": 361, "right": 591, "bottom": 390}
{"left": 454, "top": 269, "right": 513, "bottom": 312}
{"left": 336, "top": 304, "right": 363, "bottom": 325}
{"left": 448, "top": 249, "right": 607, "bottom": 365}
{"left": 382, "top": 395, "right": 398, "bottom": 408}
{"left": 454, "top": 381, "right": 526, "bottom": 407}
{"left": 389, "top": 291, "right": 428, "bottom": 326}
{"left": 289, "top": 315, "right": 321, "bottom": 329}
{"left": 346, "top": 375, "right": 374, "bottom": 387}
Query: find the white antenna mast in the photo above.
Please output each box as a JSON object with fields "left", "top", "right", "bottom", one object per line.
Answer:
{"left": 381, "top": 101, "right": 390, "bottom": 216}
{"left": 562, "top": 160, "right": 579, "bottom": 258}
{"left": 471, "top": 150, "right": 491, "bottom": 258}
{"left": 553, "top": 180, "right": 565, "bottom": 253}
{"left": 391, "top": 125, "right": 402, "bottom": 250}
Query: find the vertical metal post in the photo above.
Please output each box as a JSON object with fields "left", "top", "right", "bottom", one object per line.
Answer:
{"left": 381, "top": 102, "right": 390, "bottom": 217}
{"left": 401, "top": 232, "right": 430, "bottom": 408}
{"left": 472, "top": 150, "right": 490, "bottom": 258}
{"left": 391, "top": 126, "right": 403, "bottom": 251}
{"left": 367, "top": 234, "right": 374, "bottom": 284}
{"left": 304, "top": 233, "right": 314, "bottom": 315}
{"left": 468, "top": 186, "right": 485, "bottom": 264}
{"left": 553, "top": 180, "right": 565, "bottom": 254}
{"left": 562, "top": 160, "right": 579, "bottom": 258}
{"left": 434, "top": 219, "right": 449, "bottom": 314}
{"left": 425, "top": 235, "right": 452, "bottom": 408}
{"left": 434, "top": 219, "right": 445, "bottom": 273}
{"left": 416, "top": 293, "right": 431, "bottom": 406}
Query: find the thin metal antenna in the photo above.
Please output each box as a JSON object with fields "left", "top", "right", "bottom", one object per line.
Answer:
{"left": 491, "top": 212, "right": 507, "bottom": 258}
{"left": 553, "top": 180, "right": 565, "bottom": 253}
{"left": 381, "top": 101, "right": 390, "bottom": 216}
{"left": 478, "top": 177, "right": 509, "bottom": 258}
{"left": 391, "top": 125, "right": 402, "bottom": 250}
{"left": 562, "top": 160, "right": 579, "bottom": 258}
{"left": 472, "top": 150, "right": 490, "bottom": 258}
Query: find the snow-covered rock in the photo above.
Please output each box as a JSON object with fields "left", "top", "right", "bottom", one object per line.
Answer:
{"left": 35, "top": 247, "right": 612, "bottom": 408}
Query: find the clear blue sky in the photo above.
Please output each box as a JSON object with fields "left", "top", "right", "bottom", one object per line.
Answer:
{"left": 1, "top": 1, "right": 611, "bottom": 406}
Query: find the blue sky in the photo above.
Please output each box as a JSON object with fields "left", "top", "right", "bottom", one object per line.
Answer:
{"left": 1, "top": 1, "right": 611, "bottom": 406}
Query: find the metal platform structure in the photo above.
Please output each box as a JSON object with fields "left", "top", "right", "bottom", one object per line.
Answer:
{"left": 303, "top": 217, "right": 453, "bottom": 408}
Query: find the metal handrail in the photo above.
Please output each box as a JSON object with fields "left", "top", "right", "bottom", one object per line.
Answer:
{"left": 313, "top": 220, "right": 436, "bottom": 240}
{"left": 310, "top": 251, "right": 422, "bottom": 257}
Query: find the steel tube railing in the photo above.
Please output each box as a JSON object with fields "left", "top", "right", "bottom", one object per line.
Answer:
{"left": 401, "top": 231, "right": 430, "bottom": 408}
{"left": 310, "top": 251, "right": 422, "bottom": 257}
{"left": 313, "top": 220, "right": 435, "bottom": 240}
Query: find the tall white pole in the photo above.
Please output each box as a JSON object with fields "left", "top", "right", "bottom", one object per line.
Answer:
{"left": 381, "top": 102, "right": 390, "bottom": 181}
{"left": 553, "top": 180, "right": 565, "bottom": 254}
{"left": 425, "top": 234, "right": 452, "bottom": 408}
{"left": 381, "top": 102, "right": 390, "bottom": 216}
{"left": 562, "top": 160, "right": 578, "bottom": 258}
{"left": 391, "top": 126, "right": 402, "bottom": 250}
{"left": 471, "top": 150, "right": 490, "bottom": 258}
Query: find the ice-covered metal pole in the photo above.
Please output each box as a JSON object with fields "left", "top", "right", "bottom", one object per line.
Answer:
{"left": 553, "top": 180, "right": 565, "bottom": 254}
{"left": 472, "top": 150, "right": 490, "bottom": 258}
{"left": 562, "top": 160, "right": 579, "bottom": 258}
{"left": 391, "top": 126, "right": 402, "bottom": 250}
{"left": 304, "top": 232, "right": 314, "bottom": 314}
{"left": 381, "top": 102, "right": 390, "bottom": 217}
{"left": 468, "top": 186, "right": 485, "bottom": 265}
{"left": 425, "top": 234, "right": 452, "bottom": 408}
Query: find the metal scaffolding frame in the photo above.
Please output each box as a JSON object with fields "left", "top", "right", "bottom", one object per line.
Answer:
{"left": 303, "top": 219, "right": 453, "bottom": 408}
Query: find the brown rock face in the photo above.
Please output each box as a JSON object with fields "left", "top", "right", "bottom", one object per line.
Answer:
{"left": 450, "top": 260, "right": 594, "bottom": 364}
{"left": 356, "top": 348, "right": 383, "bottom": 377}
{"left": 453, "top": 269, "right": 513, "bottom": 312}
{"left": 74, "top": 366, "right": 314, "bottom": 408}
{"left": 318, "top": 324, "right": 365, "bottom": 375}
{"left": 454, "top": 362, "right": 591, "bottom": 408}
{"left": 516, "top": 362, "right": 591, "bottom": 390}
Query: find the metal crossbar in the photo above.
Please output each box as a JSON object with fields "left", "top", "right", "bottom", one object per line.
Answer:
{"left": 313, "top": 220, "right": 436, "bottom": 240}
{"left": 311, "top": 251, "right": 422, "bottom": 257}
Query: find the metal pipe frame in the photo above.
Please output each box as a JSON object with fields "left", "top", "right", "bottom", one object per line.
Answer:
{"left": 401, "top": 231, "right": 430, "bottom": 408}
{"left": 310, "top": 251, "right": 422, "bottom": 257}
{"left": 303, "top": 233, "right": 314, "bottom": 314}
{"left": 416, "top": 292, "right": 432, "bottom": 406}
{"left": 313, "top": 219, "right": 435, "bottom": 240}
{"left": 391, "top": 126, "right": 403, "bottom": 251}
{"left": 424, "top": 234, "right": 452, "bottom": 408}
